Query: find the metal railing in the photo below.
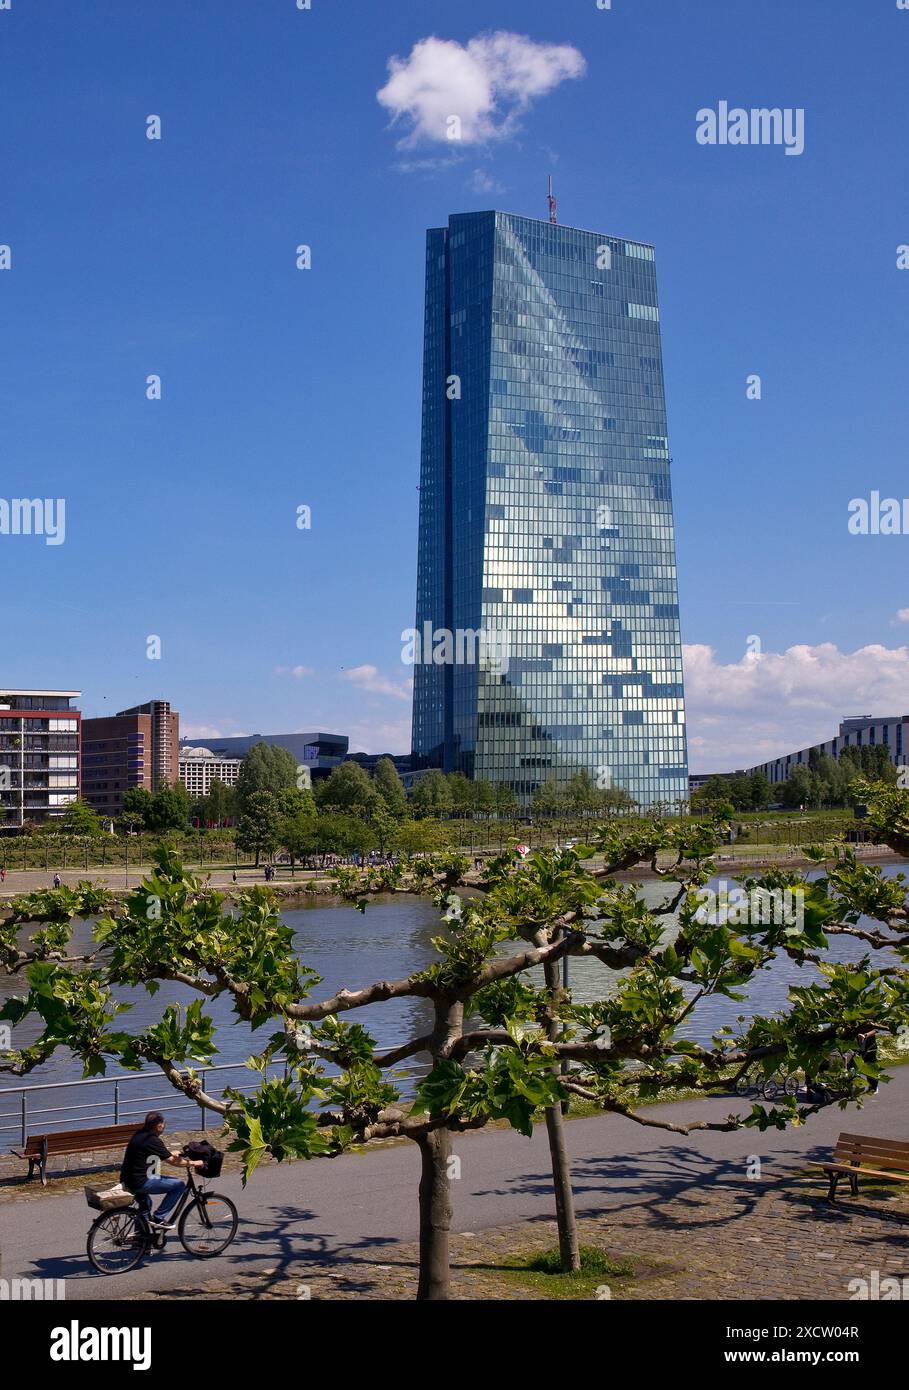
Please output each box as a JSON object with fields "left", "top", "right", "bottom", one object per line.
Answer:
{"left": 0, "top": 1061, "right": 287, "bottom": 1150}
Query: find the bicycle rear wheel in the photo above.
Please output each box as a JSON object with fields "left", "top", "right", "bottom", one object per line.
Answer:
{"left": 87, "top": 1208, "right": 150, "bottom": 1275}
{"left": 178, "top": 1191, "right": 238, "bottom": 1257}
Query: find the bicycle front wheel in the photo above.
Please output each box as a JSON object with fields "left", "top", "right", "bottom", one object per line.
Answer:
{"left": 178, "top": 1192, "right": 238, "bottom": 1257}
{"left": 87, "top": 1209, "right": 150, "bottom": 1275}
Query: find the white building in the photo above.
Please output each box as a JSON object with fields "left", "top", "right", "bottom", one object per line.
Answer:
{"left": 178, "top": 746, "right": 242, "bottom": 798}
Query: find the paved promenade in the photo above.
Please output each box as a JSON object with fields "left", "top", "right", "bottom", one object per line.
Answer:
{"left": 2, "top": 1074, "right": 906, "bottom": 1301}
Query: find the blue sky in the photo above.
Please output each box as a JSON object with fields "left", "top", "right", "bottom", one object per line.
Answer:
{"left": 2, "top": 0, "right": 907, "bottom": 770}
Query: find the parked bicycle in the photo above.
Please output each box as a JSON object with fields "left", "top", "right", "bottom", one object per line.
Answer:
{"left": 86, "top": 1146, "right": 238, "bottom": 1275}
{"left": 733, "top": 1065, "right": 801, "bottom": 1101}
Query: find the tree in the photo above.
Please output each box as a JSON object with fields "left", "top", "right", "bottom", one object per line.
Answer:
{"left": 781, "top": 765, "right": 815, "bottom": 809}
{"left": 57, "top": 799, "right": 103, "bottom": 838}
{"left": 275, "top": 786, "right": 316, "bottom": 820}
{"left": 145, "top": 785, "right": 191, "bottom": 832}
{"left": 195, "top": 778, "right": 237, "bottom": 828}
{"left": 122, "top": 787, "right": 154, "bottom": 826}
{"left": 393, "top": 818, "right": 448, "bottom": 855}
{"left": 281, "top": 811, "right": 317, "bottom": 873}
{"left": 563, "top": 770, "right": 598, "bottom": 815}
{"left": 236, "top": 743, "right": 298, "bottom": 814}
{"left": 274, "top": 785, "right": 317, "bottom": 873}
{"left": 410, "top": 770, "right": 452, "bottom": 817}
{"left": 493, "top": 782, "right": 519, "bottom": 817}
{"left": 841, "top": 745, "right": 897, "bottom": 790}
{"left": 236, "top": 790, "right": 281, "bottom": 867}
{"left": 317, "top": 762, "right": 381, "bottom": 819}
{"left": 600, "top": 785, "right": 636, "bottom": 815}
{"left": 4, "top": 785, "right": 909, "bottom": 1301}
{"left": 374, "top": 758, "right": 407, "bottom": 817}
{"left": 445, "top": 772, "right": 474, "bottom": 817}
{"left": 310, "top": 811, "right": 376, "bottom": 861}
{"left": 531, "top": 778, "right": 564, "bottom": 816}
{"left": 748, "top": 770, "right": 772, "bottom": 810}
{"left": 471, "top": 779, "right": 497, "bottom": 815}
{"left": 370, "top": 806, "right": 398, "bottom": 855}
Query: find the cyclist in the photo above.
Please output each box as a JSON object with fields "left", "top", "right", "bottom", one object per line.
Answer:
{"left": 119, "top": 1111, "right": 204, "bottom": 1227}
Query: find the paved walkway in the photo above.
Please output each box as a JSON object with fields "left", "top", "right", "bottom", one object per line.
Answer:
{"left": 2, "top": 1075, "right": 907, "bottom": 1300}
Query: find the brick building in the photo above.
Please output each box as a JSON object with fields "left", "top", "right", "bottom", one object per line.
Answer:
{"left": 82, "top": 700, "right": 180, "bottom": 818}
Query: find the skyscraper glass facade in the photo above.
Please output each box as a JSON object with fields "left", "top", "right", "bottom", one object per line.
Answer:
{"left": 411, "top": 211, "right": 688, "bottom": 808}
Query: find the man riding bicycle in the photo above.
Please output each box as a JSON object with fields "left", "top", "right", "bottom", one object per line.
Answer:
{"left": 120, "top": 1111, "right": 204, "bottom": 1227}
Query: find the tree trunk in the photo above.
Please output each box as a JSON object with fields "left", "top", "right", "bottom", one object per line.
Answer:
{"left": 543, "top": 956, "right": 581, "bottom": 1271}
{"left": 416, "top": 1127, "right": 453, "bottom": 1300}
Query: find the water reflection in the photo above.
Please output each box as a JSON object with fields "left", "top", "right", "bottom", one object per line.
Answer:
{"left": 1, "top": 866, "right": 904, "bottom": 1116}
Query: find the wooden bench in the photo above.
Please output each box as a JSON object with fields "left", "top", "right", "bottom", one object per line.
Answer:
{"left": 11, "top": 1123, "right": 139, "bottom": 1186}
{"left": 816, "top": 1132, "right": 909, "bottom": 1203}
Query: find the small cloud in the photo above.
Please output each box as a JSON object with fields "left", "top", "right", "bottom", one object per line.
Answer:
{"left": 274, "top": 665, "right": 313, "bottom": 679}
{"left": 469, "top": 167, "right": 504, "bottom": 195}
{"left": 341, "top": 665, "right": 412, "bottom": 701}
{"left": 377, "top": 31, "right": 586, "bottom": 149}
{"left": 346, "top": 717, "right": 413, "bottom": 755}
{"left": 394, "top": 153, "right": 465, "bottom": 176}
{"left": 182, "top": 724, "right": 251, "bottom": 740}
{"left": 892, "top": 609, "right": 909, "bottom": 625}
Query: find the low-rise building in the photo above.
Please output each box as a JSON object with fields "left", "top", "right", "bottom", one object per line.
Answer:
{"left": 178, "top": 746, "right": 242, "bottom": 798}
{"left": 181, "top": 731, "right": 348, "bottom": 783}
{"left": 745, "top": 715, "right": 909, "bottom": 785}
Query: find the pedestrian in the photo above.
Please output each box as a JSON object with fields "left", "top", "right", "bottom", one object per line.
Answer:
{"left": 857, "top": 1025, "right": 880, "bottom": 1094}
{"left": 232, "top": 870, "right": 237, "bottom": 883}
{"left": 53, "top": 872, "right": 61, "bottom": 889}
{"left": 0, "top": 867, "right": 6, "bottom": 883}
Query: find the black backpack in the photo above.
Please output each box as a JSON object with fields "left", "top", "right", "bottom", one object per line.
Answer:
{"left": 183, "top": 1139, "right": 223, "bottom": 1178}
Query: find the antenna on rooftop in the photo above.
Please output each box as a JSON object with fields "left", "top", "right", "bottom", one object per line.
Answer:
{"left": 547, "top": 175, "right": 557, "bottom": 225}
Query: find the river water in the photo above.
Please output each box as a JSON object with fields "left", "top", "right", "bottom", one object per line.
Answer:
{"left": 1, "top": 866, "right": 904, "bottom": 1140}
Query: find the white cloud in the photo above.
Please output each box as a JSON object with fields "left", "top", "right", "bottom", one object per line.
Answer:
{"left": 469, "top": 167, "right": 505, "bottom": 195}
{"left": 345, "top": 717, "right": 413, "bottom": 755}
{"left": 182, "top": 724, "right": 250, "bottom": 741}
{"left": 892, "top": 609, "right": 909, "bottom": 625}
{"left": 341, "top": 665, "right": 412, "bottom": 701}
{"left": 393, "top": 153, "right": 464, "bottom": 175}
{"left": 684, "top": 641, "right": 909, "bottom": 771}
{"left": 274, "top": 664, "right": 313, "bottom": 679}
{"left": 377, "top": 31, "right": 586, "bottom": 148}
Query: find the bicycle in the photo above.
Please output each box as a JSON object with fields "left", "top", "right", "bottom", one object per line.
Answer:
{"left": 86, "top": 1151, "right": 238, "bottom": 1275}
{"left": 733, "top": 1065, "right": 801, "bottom": 1101}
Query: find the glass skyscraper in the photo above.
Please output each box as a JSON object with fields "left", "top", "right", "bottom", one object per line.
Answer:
{"left": 411, "top": 210, "right": 688, "bottom": 808}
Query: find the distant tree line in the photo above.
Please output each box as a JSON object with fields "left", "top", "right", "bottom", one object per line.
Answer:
{"left": 692, "top": 745, "right": 897, "bottom": 815}
{"left": 9, "top": 744, "right": 651, "bottom": 864}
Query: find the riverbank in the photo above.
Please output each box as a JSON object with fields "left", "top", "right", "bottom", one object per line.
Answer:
{"left": 0, "top": 842, "right": 900, "bottom": 906}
